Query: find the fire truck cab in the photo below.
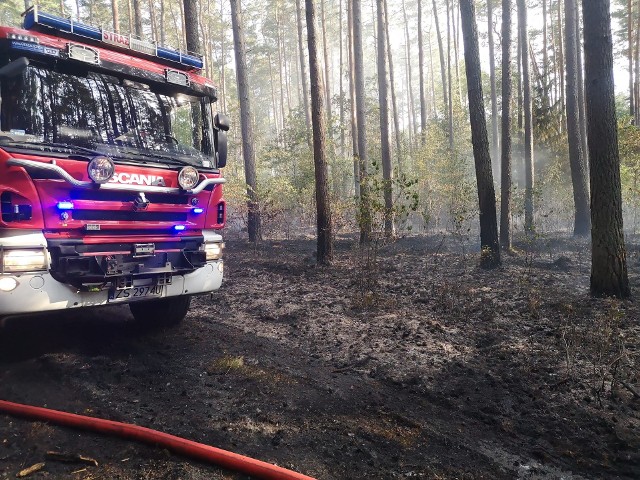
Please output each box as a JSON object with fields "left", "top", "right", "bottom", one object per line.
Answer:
{"left": 0, "top": 7, "right": 227, "bottom": 326}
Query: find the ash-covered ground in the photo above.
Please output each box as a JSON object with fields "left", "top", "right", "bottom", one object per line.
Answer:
{"left": 1, "top": 234, "right": 639, "bottom": 479}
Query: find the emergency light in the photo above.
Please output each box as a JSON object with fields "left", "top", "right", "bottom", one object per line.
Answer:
{"left": 22, "top": 6, "right": 204, "bottom": 71}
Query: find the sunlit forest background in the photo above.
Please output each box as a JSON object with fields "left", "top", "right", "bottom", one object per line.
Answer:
{"left": 1, "top": 0, "right": 639, "bottom": 240}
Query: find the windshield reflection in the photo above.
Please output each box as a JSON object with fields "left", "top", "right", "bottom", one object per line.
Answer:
{"left": 0, "top": 66, "right": 214, "bottom": 168}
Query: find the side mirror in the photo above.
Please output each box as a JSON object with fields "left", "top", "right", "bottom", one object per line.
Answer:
{"left": 214, "top": 113, "right": 230, "bottom": 132}
{"left": 0, "top": 57, "right": 29, "bottom": 79}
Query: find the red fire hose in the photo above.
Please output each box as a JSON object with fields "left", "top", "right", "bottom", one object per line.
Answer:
{"left": 0, "top": 399, "right": 316, "bottom": 480}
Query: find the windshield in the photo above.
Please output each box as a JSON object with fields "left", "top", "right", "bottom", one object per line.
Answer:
{"left": 0, "top": 65, "right": 215, "bottom": 168}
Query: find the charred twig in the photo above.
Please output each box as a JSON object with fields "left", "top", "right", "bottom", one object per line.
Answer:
{"left": 620, "top": 380, "right": 640, "bottom": 399}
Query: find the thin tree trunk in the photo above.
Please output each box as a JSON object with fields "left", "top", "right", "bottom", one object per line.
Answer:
{"left": 565, "top": 0, "right": 590, "bottom": 235}
{"left": 321, "top": 0, "right": 332, "bottom": 125}
{"left": 575, "top": 1, "right": 588, "bottom": 168}
{"left": 402, "top": 0, "right": 418, "bottom": 140}
{"left": 295, "top": 0, "right": 312, "bottom": 143}
{"left": 629, "top": 0, "right": 635, "bottom": 117}
{"left": 348, "top": 0, "right": 360, "bottom": 197}
{"left": 452, "top": 0, "right": 462, "bottom": 107}
{"left": 460, "top": 0, "right": 501, "bottom": 268}
{"left": 383, "top": 0, "right": 402, "bottom": 170}
{"left": 635, "top": 4, "right": 640, "bottom": 126}
{"left": 418, "top": 0, "right": 427, "bottom": 144}
{"left": 488, "top": 0, "right": 499, "bottom": 165}
{"left": 377, "top": 0, "right": 394, "bottom": 237}
{"left": 517, "top": 27, "right": 522, "bottom": 130}
{"left": 500, "top": 0, "right": 512, "bottom": 251}
{"left": 339, "top": 0, "right": 345, "bottom": 155}
{"left": 446, "top": 0, "right": 454, "bottom": 150}
{"left": 160, "top": 0, "right": 165, "bottom": 45}
{"left": 132, "top": 0, "right": 143, "bottom": 37}
{"left": 582, "top": 0, "right": 630, "bottom": 298}
{"left": 518, "top": 0, "right": 534, "bottom": 232}
{"left": 433, "top": 0, "right": 449, "bottom": 125}
{"left": 220, "top": 0, "right": 226, "bottom": 113}
{"left": 275, "top": 6, "right": 287, "bottom": 131}
{"left": 306, "top": 0, "right": 333, "bottom": 264}
{"left": 557, "top": 0, "right": 565, "bottom": 124}
{"left": 230, "top": 0, "right": 261, "bottom": 242}
{"left": 353, "top": 0, "right": 371, "bottom": 242}
{"left": 543, "top": 0, "right": 549, "bottom": 107}
{"left": 111, "top": 0, "right": 120, "bottom": 32}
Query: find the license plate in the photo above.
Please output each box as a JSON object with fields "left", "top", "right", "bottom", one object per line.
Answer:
{"left": 108, "top": 284, "right": 164, "bottom": 302}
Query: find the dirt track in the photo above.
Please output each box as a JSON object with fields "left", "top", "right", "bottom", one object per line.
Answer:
{"left": 1, "top": 235, "right": 639, "bottom": 479}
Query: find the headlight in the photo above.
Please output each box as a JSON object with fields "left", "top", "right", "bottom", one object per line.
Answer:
{"left": 1, "top": 249, "right": 47, "bottom": 272}
{"left": 178, "top": 166, "right": 199, "bottom": 190}
{"left": 88, "top": 156, "right": 115, "bottom": 184}
{"left": 203, "top": 242, "right": 224, "bottom": 261}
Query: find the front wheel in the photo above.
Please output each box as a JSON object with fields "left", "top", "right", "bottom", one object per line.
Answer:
{"left": 129, "top": 296, "right": 191, "bottom": 327}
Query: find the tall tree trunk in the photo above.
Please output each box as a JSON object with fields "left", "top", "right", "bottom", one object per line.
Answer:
{"left": 321, "top": 0, "right": 332, "bottom": 126}
{"left": 353, "top": 0, "right": 371, "bottom": 242}
{"left": 295, "top": 0, "right": 312, "bottom": 143}
{"left": 339, "top": 0, "right": 345, "bottom": 155}
{"left": 487, "top": 0, "right": 499, "bottom": 165}
{"left": 635, "top": 5, "right": 640, "bottom": 126}
{"left": 433, "top": 0, "right": 449, "bottom": 124}
{"left": 565, "top": 0, "right": 590, "bottom": 235}
{"left": 132, "top": 0, "right": 143, "bottom": 37}
{"left": 629, "top": 0, "right": 635, "bottom": 117}
{"left": 306, "top": 0, "right": 333, "bottom": 264}
{"left": 160, "top": 0, "right": 166, "bottom": 45}
{"left": 275, "top": 7, "right": 287, "bottom": 131}
{"left": 460, "top": 0, "right": 500, "bottom": 268}
{"left": 557, "top": 0, "right": 566, "bottom": 124}
{"left": 582, "top": 0, "right": 630, "bottom": 298}
{"left": 183, "top": 0, "right": 202, "bottom": 150}
{"left": 446, "top": 0, "right": 454, "bottom": 150}
{"left": 347, "top": 0, "right": 360, "bottom": 197}
{"left": 377, "top": 0, "right": 394, "bottom": 237}
{"left": 403, "top": 0, "right": 418, "bottom": 141}
{"left": 384, "top": 0, "right": 402, "bottom": 171}
{"left": 517, "top": 28, "right": 522, "bottom": 129}
{"left": 418, "top": 0, "right": 427, "bottom": 144}
{"left": 500, "top": 0, "right": 513, "bottom": 251}
{"left": 576, "top": 1, "right": 588, "bottom": 167}
{"left": 542, "top": 0, "right": 549, "bottom": 107}
{"left": 219, "top": 0, "right": 226, "bottom": 112}
{"left": 230, "top": 0, "right": 261, "bottom": 242}
{"left": 518, "top": 0, "right": 534, "bottom": 232}
{"left": 111, "top": 0, "right": 120, "bottom": 33}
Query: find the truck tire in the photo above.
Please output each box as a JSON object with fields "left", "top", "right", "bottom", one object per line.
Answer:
{"left": 129, "top": 296, "right": 191, "bottom": 327}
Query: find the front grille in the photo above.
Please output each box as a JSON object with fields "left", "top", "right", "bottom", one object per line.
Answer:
{"left": 70, "top": 190, "right": 189, "bottom": 205}
{"left": 72, "top": 210, "right": 188, "bottom": 222}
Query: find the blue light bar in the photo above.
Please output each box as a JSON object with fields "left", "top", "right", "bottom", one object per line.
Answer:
{"left": 22, "top": 7, "right": 204, "bottom": 71}
{"left": 173, "top": 225, "right": 186, "bottom": 231}
{"left": 57, "top": 201, "right": 74, "bottom": 210}
{"left": 192, "top": 208, "right": 204, "bottom": 214}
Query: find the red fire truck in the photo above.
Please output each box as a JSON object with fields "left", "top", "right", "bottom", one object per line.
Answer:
{"left": 0, "top": 7, "right": 227, "bottom": 326}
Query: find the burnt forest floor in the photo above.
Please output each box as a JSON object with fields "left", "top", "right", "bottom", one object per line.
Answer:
{"left": 0, "top": 233, "right": 639, "bottom": 479}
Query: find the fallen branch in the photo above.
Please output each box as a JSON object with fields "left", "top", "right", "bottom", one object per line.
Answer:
{"left": 16, "top": 463, "right": 45, "bottom": 478}
{"left": 46, "top": 451, "right": 98, "bottom": 467}
{"left": 620, "top": 380, "right": 640, "bottom": 399}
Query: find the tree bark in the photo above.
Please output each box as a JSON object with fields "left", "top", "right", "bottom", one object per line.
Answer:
{"left": 459, "top": 0, "right": 501, "bottom": 268}
{"left": 500, "top": 0, "right": 512, "bottom": 251}
{"left": 321, "top": 0, "right": 332, "bottom": 126}
{"left": 384, "top": 0, "right": 402, "bottom": 171}
{"left": 402, "top": 0, "right": 418, "bottom": 143}
{"left": 488, "top": 0, "right": 499, "bottom": 165}
{"left": 582, "top": 0, "right": 630, "bottom": 298}
{"left": 295, "top": 0, "right": 312, "bottom": 143}
{"left": 347, "top": 0, "right": 360, "bottom": 197}
{"left": 418, "top": 0, "right": 427, "bottom": 144}
{"left": 132, "top": 0, "right": 143, "bottom": 38}
{"left": 565, "top": 0, "right": 590, "bottom": 235}
{"left": 518, "top": 0, "right": 534, "bottom": 232}
{"left": 432, "top": 0, "right": 449, "bottom": 125}
{"left": 629, "top": 0, "right": 635, "bottom": 117}
{"left": 306, "top": 0, "right": 333, "bottom": 264}
{"left": 575, "top": 1, "right": 588, "bottom": 168}
{"left": 446, "top": 0, "right": 454, "bottom": 150}
{"left": 230, "top": 0, "right": 261, "bottom": 242}
{"left": 111, "top": 0, "right": 120, "bottom": 33}
{"left": 377, "top": 0, "right": 394, "bottom": 237}
{"left": 352, "top": 0, "right": 371, "bottom": 242}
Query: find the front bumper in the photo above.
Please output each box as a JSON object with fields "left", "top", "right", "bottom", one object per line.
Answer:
{"left": 0, "top": 260, "right": 223, "bottom": 316}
